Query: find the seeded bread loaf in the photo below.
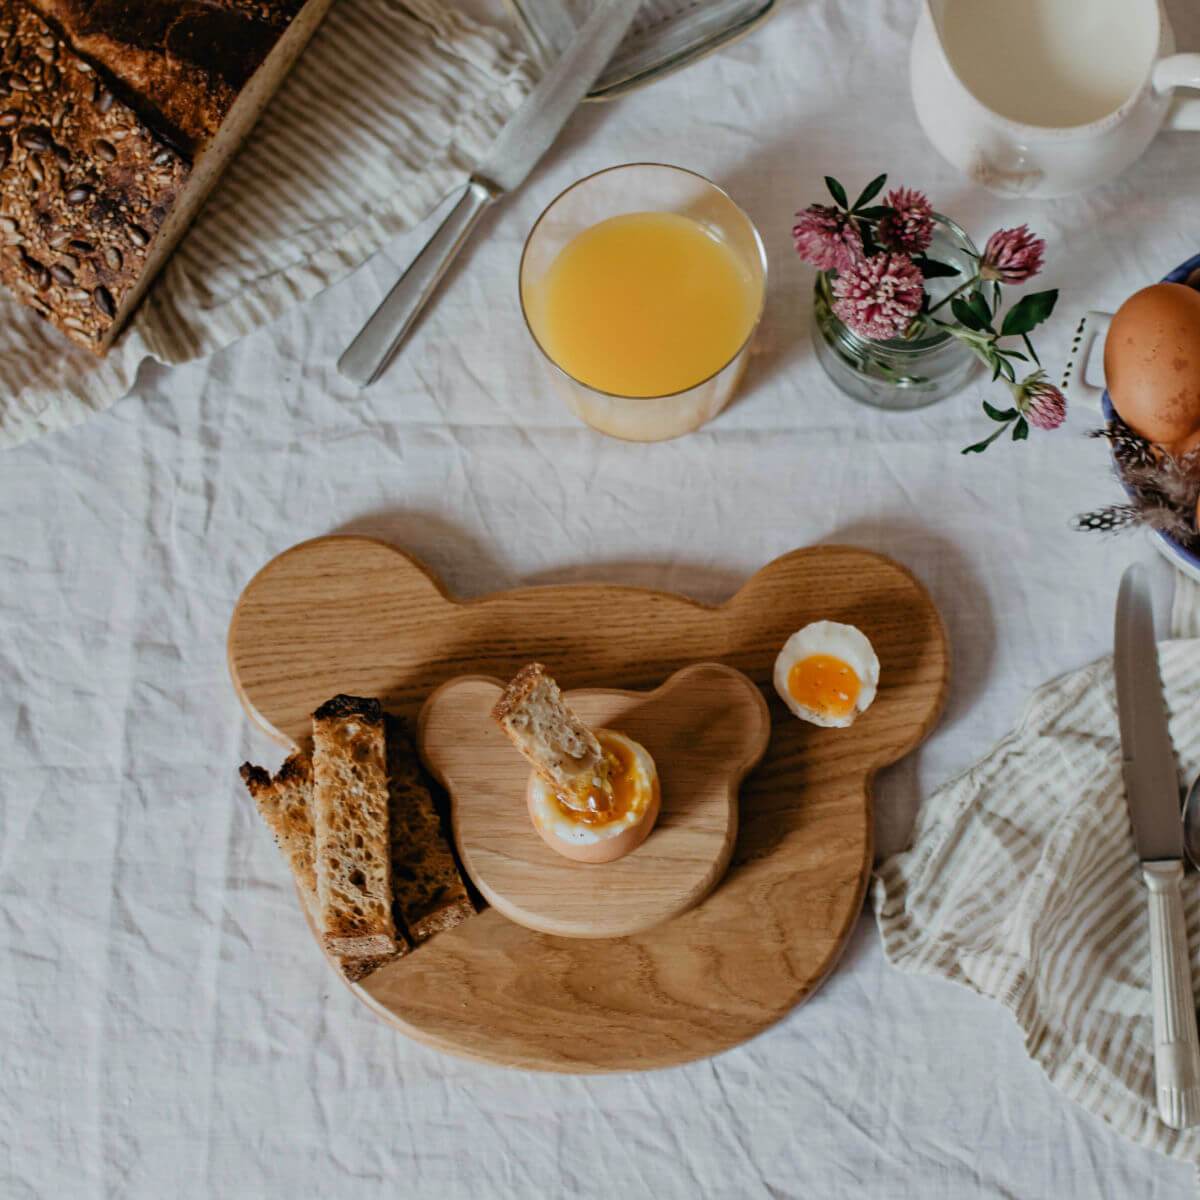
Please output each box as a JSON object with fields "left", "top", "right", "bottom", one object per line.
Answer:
{"left": 492, "top": 663, "right": 608, "bottom": 805}
{"left": 29, "top": 0, "right": 308, "bottom": 156}
{"left": 0, "top": 0, "right": 332, "bottom": 351}
{"left": 384, "top": 715, "right": 475, "bottom": 942}
{"left": 311, "top": 694, "right": 398, "bottom": 960}
{"left": 240, "top": 752, "right": 409, "bottom": 983}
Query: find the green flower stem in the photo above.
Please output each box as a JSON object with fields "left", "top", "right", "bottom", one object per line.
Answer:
{"left": 936, "top": 322, "right": 997, "bottom": 360}
{"left": 961, "top": 421, "right": 1013, "bottom": 455}
{"left": 926, "top": 274, "right": 981, "bottom": 316}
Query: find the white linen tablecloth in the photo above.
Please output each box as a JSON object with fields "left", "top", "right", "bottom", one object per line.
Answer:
{"left": 5, "top": 1, "right": 1200, "bottom": 1196}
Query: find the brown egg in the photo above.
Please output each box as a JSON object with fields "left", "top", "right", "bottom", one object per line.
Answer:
{"left": 1105, "top": 282, "right": 1200, "bottom": 450}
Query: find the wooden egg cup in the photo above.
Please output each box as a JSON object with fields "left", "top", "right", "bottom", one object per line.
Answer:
{"left": 419, "top": 664, "right": 771, "bottom": 939}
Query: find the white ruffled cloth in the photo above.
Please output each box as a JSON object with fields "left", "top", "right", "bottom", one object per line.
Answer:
{"left": 0, "top": 0, "right": 532, "bottom": 448}
{"left": 875, "top": 583, "right": 1200, "bottom": 1171}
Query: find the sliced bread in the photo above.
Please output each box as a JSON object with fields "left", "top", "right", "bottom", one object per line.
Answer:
{"left": 240, "top": 753, "right": 319, "bottom": 924}
{"left": 384, "top": 716, "right": 476, "bottom": 941}
{"left": 492, "top": 663, "right": 607, "bottom": 806}
{"left": 312, "top": 694, "right": 398, "bottom": 960}
{"left": 240, "top": 753, "right": 410, "bottom": 982}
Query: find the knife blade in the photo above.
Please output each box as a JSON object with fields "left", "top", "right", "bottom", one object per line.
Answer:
{"left": 1114, "top": 562, "right": 1183, "bottom": 861}
{"left": 337, "top": 0, "right": 644, "bottom": 387}
{"left": 476, "top": 0, "right": 643, "bottom": 195}
{"left": 1113, "top": 560, "right": 1200, "bottom": 1130}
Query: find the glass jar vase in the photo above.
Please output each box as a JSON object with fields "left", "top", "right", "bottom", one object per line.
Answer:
{"left": 810, "top": 215, "right": 981, "bottom": 411}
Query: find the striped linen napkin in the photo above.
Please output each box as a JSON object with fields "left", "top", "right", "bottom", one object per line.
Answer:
{"left": 874, "top": 622, "right": 1200, "bottom": 1169}
{"left": 0, "top": 0, "right": 533, "bottom": 448}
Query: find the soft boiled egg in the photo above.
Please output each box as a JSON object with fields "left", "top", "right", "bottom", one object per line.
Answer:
{"left": 773, "top": 621, "right": 879, "bottom": 728}
{"left": 526, "top": 728, "right": 660, "bottom": 863}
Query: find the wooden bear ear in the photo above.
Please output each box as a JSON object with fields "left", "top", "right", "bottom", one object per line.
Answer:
{"left": 418, "top": 663, "right": 770, "bottom": 941}
{"left": 229, "top": 534, "right": 947, "bottom": 1072}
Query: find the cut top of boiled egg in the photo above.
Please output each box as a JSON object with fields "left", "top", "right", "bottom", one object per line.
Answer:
{"left": 773, "top": 621, "right": 879, "bottom": 728}
{"left": 527, "top": 728, "right": 660, "bottom": 863}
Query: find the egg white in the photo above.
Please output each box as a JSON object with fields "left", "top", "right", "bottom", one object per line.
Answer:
{"left": 773, "top": 621, "right": 879, "bottom": 728}
{"left": 528, "top": 729, "right": 656, "bottom": 845}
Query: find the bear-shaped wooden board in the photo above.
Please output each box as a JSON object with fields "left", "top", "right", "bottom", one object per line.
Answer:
{"left": 419, "top": 665, "right": 771, "bottom": 939}
{"left": 228, "top": 535, "right": 948, "bottom": 1071}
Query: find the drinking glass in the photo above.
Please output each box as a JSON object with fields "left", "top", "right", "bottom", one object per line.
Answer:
{"left": 519, "top": 163, "right": 767, "bottom": 442}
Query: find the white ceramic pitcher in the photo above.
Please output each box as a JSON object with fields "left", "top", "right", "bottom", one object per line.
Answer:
{"left": 911, "top": 0, "right": 1200, "bottom": 197}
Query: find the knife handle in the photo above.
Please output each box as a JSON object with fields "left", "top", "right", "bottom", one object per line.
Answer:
{"left": 338, "top": 176, "right": 500, "bottom": 388}
{"left": 1144, "top": 860, "right": 1200, "bottom": 1128}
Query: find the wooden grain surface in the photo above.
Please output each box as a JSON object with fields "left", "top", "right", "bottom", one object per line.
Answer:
{"left": 420, "top": 665, "right": 770, "bottom": 939}
{"left": 228, "top": 535, "right": 949, "bottom": 1071}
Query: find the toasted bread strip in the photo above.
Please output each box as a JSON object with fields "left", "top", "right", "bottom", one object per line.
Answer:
{"left": 339, "top": 954, "right": 396, "bottom": 984}
{"left": 240, "top": 753, "right": 409, "bottom": 982}
{"left": 492, "top": 664, "right": 607, "bottom": 806}
{"left": 240, "top": 754, "right": 319, "bottom": 923}
{"left": 312, "top": 695, "right": 398, "bottom": 960}
{"left": 384, "top": 716, "right": 476, "bottom": 941}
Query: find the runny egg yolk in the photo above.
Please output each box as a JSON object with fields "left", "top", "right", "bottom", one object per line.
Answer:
{"left": 786, "top": 654, "right": 862, "bottom": 721}
{"left": 555, "top": 732, "right": 640, "bottom": 827}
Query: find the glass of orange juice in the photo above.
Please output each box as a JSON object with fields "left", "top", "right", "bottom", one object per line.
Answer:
{"left": 519, "top": 163, "right": 767, "bottom": 442}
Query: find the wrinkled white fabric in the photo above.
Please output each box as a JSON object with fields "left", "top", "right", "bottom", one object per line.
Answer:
{"left": 4, "top": 0, "right": 1200, "bottom": 1196}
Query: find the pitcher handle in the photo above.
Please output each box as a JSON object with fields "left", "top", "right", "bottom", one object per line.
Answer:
{"left": 1068, "top": 310, "right": 1113, "bottom": 414}
{"left": 1154, "top": 54, "right": 1200, "bottom": 132}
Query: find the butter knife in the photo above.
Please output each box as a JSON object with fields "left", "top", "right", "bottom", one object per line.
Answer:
{"left": 338, "top": 0, "right": 644, "bottom": 387}
{"left": 1114, "top": 561, "right": 1200, "bottom": 1129}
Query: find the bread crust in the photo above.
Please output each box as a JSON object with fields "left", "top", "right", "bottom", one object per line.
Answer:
{"left": 0, "top": 0, "right": 189, "bottom": 350}
{"left": 385, "top": 715, "right": 475, "bottom": 942}
{"left": 28, "top": 0, "right": 306, "bottom": 156}
{"left": 312, "top": 693, "right": 381, "bottom": 723}
{"left": 0, "top": 0, "right": 329, "bottom": 350}
{"left": 311, "top": 694, "right": 398, "bottom": 960}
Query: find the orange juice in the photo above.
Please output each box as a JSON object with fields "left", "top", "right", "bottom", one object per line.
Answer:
{"left": 528, "top": 211, "right": 760, "bottom": 398}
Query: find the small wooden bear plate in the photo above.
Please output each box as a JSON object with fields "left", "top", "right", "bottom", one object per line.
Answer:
{"left": 419, "top": 664, "right": 771, "bottom": 939}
